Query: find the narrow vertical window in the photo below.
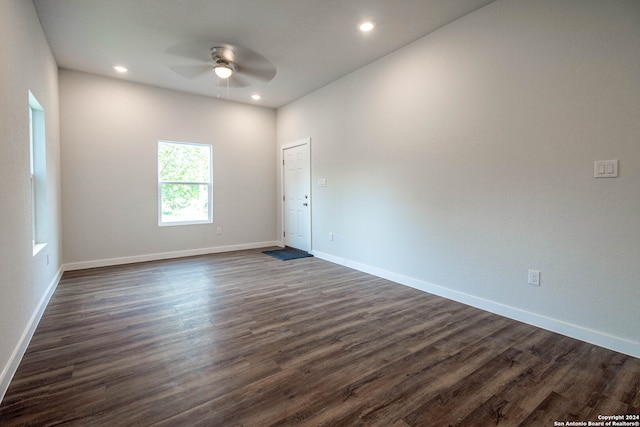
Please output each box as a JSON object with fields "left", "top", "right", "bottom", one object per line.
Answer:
{"left": 29, "top": 91, "right": 47, "bottom": 254}
{"left": 29, "top": 105, "right": 36, "bottom": 246}
{"left": 158, "top": 140, "right": 212, "bottom": 226}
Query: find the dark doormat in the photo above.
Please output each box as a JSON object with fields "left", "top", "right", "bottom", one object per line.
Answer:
{"left": 263, "top": 248, "right": 313, "bottom": 261}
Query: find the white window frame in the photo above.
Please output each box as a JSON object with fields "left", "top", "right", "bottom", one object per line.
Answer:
{"left": 157, "top": 140, "right": 213, "bottom": 227}
{"left": 29, "top": 91, "right": 47, "bottom": 255}
{"left": 29, "top": 104, "right": 36, "bottom": 246}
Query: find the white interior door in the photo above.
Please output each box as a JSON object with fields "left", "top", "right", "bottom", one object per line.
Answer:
{"left": 282, "top": 140, "right": 310, "bottom": 252}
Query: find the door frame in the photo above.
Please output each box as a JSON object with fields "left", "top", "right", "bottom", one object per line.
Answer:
{"left": 280, "top": 138, "right": 311, "bottom": 252}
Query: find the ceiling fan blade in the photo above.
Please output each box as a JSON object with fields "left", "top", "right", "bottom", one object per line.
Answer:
{"left": 237, "top": 63, "right": 277, "bottom": 82}
{"left": 232, "top": 46, "right": 277, "bottom": 82}
{"left": 229, "top": 73, "right": 252, "bottom": 87}
{"left": 169, "top": 64, "right": 212, "bottom": 79}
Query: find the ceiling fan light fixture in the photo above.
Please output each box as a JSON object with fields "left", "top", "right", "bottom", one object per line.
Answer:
{"left": 214, "top": 64, "right": 234, "bottom": 79}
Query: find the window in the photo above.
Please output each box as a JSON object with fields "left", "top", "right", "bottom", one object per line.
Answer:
{"left": 158, "top": 140, "right": 212, "bottom": 226}
{"left": 29, "top": 91, "right": 47, "bottom": 254}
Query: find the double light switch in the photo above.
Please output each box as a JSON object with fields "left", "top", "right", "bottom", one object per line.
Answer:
{"left": 594, "top": 160, "right": 618, "bottom": 178}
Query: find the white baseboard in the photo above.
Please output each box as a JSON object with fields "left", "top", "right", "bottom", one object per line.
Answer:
{"left": 311, "top": 250, "right": 640, "bottom": 359}
{"left": 0, "top": 267, "right": 63, "bottom": 404}
{"left": 63, "top": 241, "right": 282, "bottom": 271}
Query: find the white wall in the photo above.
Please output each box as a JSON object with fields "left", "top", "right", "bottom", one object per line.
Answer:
{"left": 277, "top": 0, "right": 640, "bottom": 357}
{"left": 0, "top": 0, "right": 62, "bottom": 400}
{"left": 60, "top": 70, "right": 277, "bottom": 267}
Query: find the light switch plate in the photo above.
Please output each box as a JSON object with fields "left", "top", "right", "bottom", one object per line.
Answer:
{"left": 594, "top": 160, "right": 618, "bottom": 178}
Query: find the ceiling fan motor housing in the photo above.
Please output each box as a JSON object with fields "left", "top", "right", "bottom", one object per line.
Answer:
{"left": 210, "top": 46, "right": 234, "bottom": 62}
{"left": 210, "top": 46, "right": 238, "bottom": 76}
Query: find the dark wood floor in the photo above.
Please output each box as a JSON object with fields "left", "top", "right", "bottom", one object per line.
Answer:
{"left": 1, "top": 249, "right": 638, "bottom": 426}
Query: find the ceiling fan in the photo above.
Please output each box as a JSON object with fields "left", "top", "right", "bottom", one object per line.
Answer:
{"left": 168, "top": 42, "right": 276, "bottom": 88}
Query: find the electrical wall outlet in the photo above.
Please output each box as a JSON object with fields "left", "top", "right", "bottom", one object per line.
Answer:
{"left": 528, "top": 270, "right": 541, "bottom": 286}
{"left": 216, "top": 227, "right": 222, "bottom": 235}
{"left": 329, "top": 232, "right": 334, "bottom": 241}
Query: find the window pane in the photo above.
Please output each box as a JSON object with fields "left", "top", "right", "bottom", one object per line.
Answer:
{"left": 158, "top": 141, "right": 210, "bottom": 182}
{"left": 160, "top": 183, "right": 209, "bottom": 223}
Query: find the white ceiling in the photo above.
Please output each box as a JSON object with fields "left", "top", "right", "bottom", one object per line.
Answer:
{"left": 33, "top": 0, "right": 495, "bottom": 109}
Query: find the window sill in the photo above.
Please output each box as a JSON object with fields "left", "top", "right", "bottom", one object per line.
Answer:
{"left": 33, "top": 243, "right": 47, "bottom": 257}
{"left": 158, "top": 220, "right": 212, "bottom": 227}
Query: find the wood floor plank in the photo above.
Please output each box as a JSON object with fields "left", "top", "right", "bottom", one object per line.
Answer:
{"left": 518, "top": 391, "right": 592, "bottom": 427}
{"left": 1, "top": 249, "right": 638, "bottom": 426}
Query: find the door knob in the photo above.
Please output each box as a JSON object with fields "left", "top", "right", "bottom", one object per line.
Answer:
{"left": 303, "top": 203, "right": 308, "bottom": 206}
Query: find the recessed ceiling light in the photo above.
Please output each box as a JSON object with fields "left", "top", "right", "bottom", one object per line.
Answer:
{"left": 113, "top": 65, "right": 128, "bottom": 73}
{"left": 358, "top": 21, "right": 375, "bottom": 32}
{"left": 251, "top": 94, "right": 261, "bottom": 101}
